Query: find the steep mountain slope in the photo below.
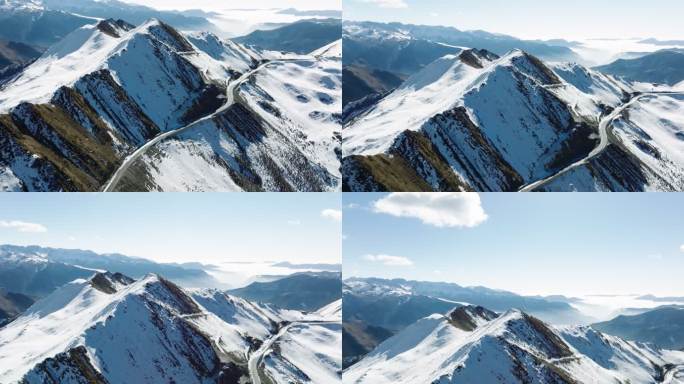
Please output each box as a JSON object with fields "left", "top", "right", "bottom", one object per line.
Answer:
{"left": 596, "top": 49, "right": 684, "bottom": 86}
{"left": 0, "top": 272, "right": 306, "bottom": 383}
{"left": 0, "top": 39, "right": 42, "bottom": 83}
{"left": 235, "top": 18, "right": 341, "bottom": 55}
{"left": 316, "top": 299, "right": 342, "bottom": 321}
{"left": 0, "top": 289, "right": 34, "bottom": 326}
{"left": 342, "top": 47, "right": 684, "bottom": 192}
{"left": 108, "top": 41, "right": 342, "bottom": 192}
{"left": 343, "top": 64, "right": 405, "bottom": 105}
{"left": 344, "top": 305, "right": 684, "bottom": 383}
{"left": 0, "top": 18, "right": 253, "bottom": 191}
{"left": 539, "top": 92, "right": 684, "bottom": 191}
{"left": 343, "top": 320, "right": 394, "bottom": 368}
{"left": 593, "top": 306, "right": 684, "bottom": 350}
{"left": 264, "top": 322, "right": 342, "bottom": 383}
{"left": 0, "top": 245, "right": 217, "bottom": 297}
{"left": 0, "top": 18, "right": 339, "bottom": 192}
{"left": 229, "top": 272, "right": 342, "bottom": 312}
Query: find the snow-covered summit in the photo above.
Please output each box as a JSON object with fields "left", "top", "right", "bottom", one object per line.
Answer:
{"left": 344, "top": 305, "right": 684, "bottom": 383}
{"left": 0, "top": 272, "right": 302, "bottom": 383}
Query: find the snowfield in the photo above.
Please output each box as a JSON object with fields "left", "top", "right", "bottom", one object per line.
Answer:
{"left": 342, "top": 45, "right": 684, "bottom": 192}
{"left": 110, "top": 44, "right": 342, "bottom": 192}
{"left": 0, "top": 17, "right": 341, "bottom": 192}
{"left": 0, "top": 272, "right": 338, "bottom": 384}
{"left": 344, "top": 305, "right": 684, "bottom": 384}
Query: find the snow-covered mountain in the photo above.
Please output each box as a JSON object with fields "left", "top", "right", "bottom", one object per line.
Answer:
{"left": 342, "top": 48, "right": 684, "bottom": 192}
{"left": 0, "top": 288, "right": 33, "bottom": 327}
{"left": 107, "top": 37, "right": 342, "bottom": 192}
{"left": 593, "top": 305, "right": 684, "bottom": 350}
{"left": 0, "top": 272, "right": 341, "bottom": 383}
{"left": 344, "top": 305, "right": 684, "bottom": 384}
{"left": 0, "top": 17, "right": 341, "bottom": 191}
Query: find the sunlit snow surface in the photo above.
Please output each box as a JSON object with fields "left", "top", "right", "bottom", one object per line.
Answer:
{"left": 264, "top": 322, "right": 342, "bottom": 383}
{"left": 344, "top": 309, "right": 684, "bottom": 384}
{"left": 0, "top": 273, "right": 315, "bottom": 383}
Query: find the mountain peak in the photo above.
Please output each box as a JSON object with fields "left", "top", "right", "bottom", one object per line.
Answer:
{"left": 447, "top": 305, "right": 498, "bottom": 331}
{"left": 89, "top": 271, "right": 134, "bottom": 294}
{"left": 95, "top": 18, "right": 134, "bottom": 38}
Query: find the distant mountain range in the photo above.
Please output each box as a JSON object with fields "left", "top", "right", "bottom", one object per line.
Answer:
{"left": 0, "top": 244, "right": 217, "bottom": 297}
{"left": 593, "top": 305, "right": 684, "bottom": 350}
{"left": 229, "top": 271, "right": 342, "bottom": 311}
{"left": 0, "top": 0, "right": 214, "bottom": 49}
{"left": 596, "top": 49, "right": 684, "bottom": 86}
{"left": 235, "top": 18, "right": 341, "bottom": 54}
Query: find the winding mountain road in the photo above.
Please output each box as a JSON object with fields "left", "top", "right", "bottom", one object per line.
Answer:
{"left": 101, "top": 60, "right": 277, "bottom": 192}
{"left": 248, "top": 321, "right": 337, "bottom": 384}
{"left": 519, "top": 91, "right": 682, "bottom": 192}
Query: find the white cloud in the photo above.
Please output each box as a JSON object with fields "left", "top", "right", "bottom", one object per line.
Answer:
{"left": 0, "top": 220, "right": 47, "bottom": 233}
{"left": 373, "top": 193, "right": 488, "bottom": 228}
{"left": 360, "top": 0, "right": 408, "bottom": 8}
{"left": 364, "top": 254, "right": 413, "bottom": 266}
{"left": 321, "top": 209, "right": 342, "bottom": 222}
{"left": 680, "top": 244, "right": 684, "bottom": 252}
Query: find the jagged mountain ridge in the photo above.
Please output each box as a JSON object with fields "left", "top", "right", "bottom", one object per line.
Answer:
{"left": 108, "top": 39, "right": 342, "bottom": 192}
{"left": 0, "top": 17, "right": 341, "bottom": 192}
{"left": 0, "top": 271, "right": 340, "bottom": 383}
{"left": 344, "top": 305, "right": 684, "bottom": 383}
{"left": 0, "top": 289, "right": 33, "bottom": 327}
{"left": 342, "top": 47, "right": 684, "bottom": 192}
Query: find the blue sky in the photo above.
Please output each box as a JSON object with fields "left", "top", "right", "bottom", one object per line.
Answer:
{"left": 344, "top": 0, "right": 684, "bottom": 40}
{"left": 0, "top": 193, "right": 341, "bottom": 265}
{"left": 343, "top": 193, "right": 684, "bottom": 296}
